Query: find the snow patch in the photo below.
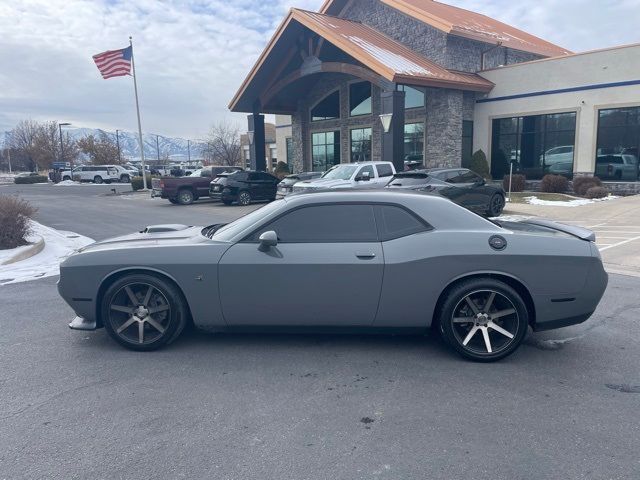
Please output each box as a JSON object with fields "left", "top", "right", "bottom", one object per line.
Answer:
{"left": 0, "top": 221, "right": 93, "bottom": 285}
{"left": 341, "top": 35, "right": 433, "bottom": 76}
{"left": 525, "top": 195, "right": 619, "bottom": 207}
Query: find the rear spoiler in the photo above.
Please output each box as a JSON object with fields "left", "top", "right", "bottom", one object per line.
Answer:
{"left": 521, "top": 218, "right": 596, "bottom": 242}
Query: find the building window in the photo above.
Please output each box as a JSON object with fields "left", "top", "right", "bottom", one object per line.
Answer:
{"left": 596, "top": 107, "right": 640, "bottom": 181}
{"left": 491, "top": 112, "right": 577, "bottom": 180}
{"left": 350, "top": 127, "right": 372, "bottom": 162}
{"left": 311, "top": 131, "right": 340, "bottom": 172}
{"left": 404, "top": 123, "right": 424, "bottom": 164}
{"left": 397, "top": 85, "right": 425, "bottom": 109}
{"left": 269, "top": 145, "right": 277, "bottom": 170}
{"left": 243, "top": 146, "right": 251, "bottom": 169}
{"left": 462, "top": 120, "right": 473, "bottom": 168}
{"left": 285, "top": 137, "right": 294, "bottom": 172}
{"left": 311, "top": 91, "right": 340, "bottom": 121}
{"left": 349, "top": 82, "right": 372, "bottom": 116}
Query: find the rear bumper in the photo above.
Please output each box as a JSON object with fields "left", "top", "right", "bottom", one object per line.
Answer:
{"left": 532, "top": 255, "right": 608, "bottom": 331}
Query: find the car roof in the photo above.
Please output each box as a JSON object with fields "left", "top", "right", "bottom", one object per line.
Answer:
{"left": 425, "top": 167, "right": 466, "bottom": 174}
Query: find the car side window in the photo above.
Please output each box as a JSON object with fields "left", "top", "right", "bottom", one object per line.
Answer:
{"left": 357, "top": 165, "right": 375, "bottom": 179}
{"left": 449, "top": 170, "right": 480, "bottom": 184}
{"left": 248, "top": 172, "right": 261, "bottom": 181}
{"left": 233, "top": 172, "right": 249, "bottom": 182}
{"left": 376, "top": 164, "right": 393, "bottom": 178}
{"left": 249, "top": 204, "right": 378, "bottom": 243}
{"left": 375, "top": 205, "right": 431, "bottom": 241}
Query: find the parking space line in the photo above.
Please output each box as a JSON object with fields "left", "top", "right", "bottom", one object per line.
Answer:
{"left": 599, "top": 235, "right": 640, "bottom": 252}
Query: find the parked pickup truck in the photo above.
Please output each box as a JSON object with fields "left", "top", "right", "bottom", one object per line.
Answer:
{"left": 151, "top": 166, "right": 243, "bottom": 205}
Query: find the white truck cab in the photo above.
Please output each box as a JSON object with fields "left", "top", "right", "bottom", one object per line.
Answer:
{"left": 292, "top": 161, "right": 396, "bottom": 192}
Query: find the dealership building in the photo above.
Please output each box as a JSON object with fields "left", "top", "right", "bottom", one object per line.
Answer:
{"left": 230, "top": 0, "right": 640, "bottom": 187}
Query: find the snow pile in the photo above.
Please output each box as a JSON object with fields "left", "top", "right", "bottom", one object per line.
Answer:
{"left": 54, "top": 179, "right": 80, "bottom": 186}
{"left": 0, "top": 174, "right": 16, "bottom": 184}
{"left": 0, "top": 221, "right": 93, "bottom": 285}
{"left": 525, "top": 195, "right": 619, "bottom": 207}
{"left": 342, "top": 35, "right": 433, "bottom": 76}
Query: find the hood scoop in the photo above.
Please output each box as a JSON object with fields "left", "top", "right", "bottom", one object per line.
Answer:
{"left": 141, "top": 224, "right": 191, "bottom": 233}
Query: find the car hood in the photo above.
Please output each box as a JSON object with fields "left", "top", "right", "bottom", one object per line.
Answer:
{"left": 76, "top": 224, "right": 217, "bottom": 253}
{"left": 294, "top": 178, "right": 352, "bottom": 190}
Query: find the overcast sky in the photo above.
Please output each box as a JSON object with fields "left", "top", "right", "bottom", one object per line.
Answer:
{"left": 1, "top": 0, "right": 639, "bottom": 139}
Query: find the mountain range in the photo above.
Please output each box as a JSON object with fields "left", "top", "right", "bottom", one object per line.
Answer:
{"left": 2, "top": 128, "right": 207, "bottom": 161}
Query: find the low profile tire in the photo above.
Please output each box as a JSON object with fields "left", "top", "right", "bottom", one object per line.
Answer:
{"left": 237, "top": 190, "right": 252, "bottom": 206}
{"left": 487, "top": 193, "right": 505, "bottom": 217}
{"left": 101, "top": 273, "right": 188, "bottom": 351}
{"left": 93, "top": 175, "right": 103, "bottom": 184}
{"left": 177, "top": 189, "right": 194, "bottom": 205}
{"left": 439, "top": 278, "right": 528, "bottom": 362}
{"left": 169, "top": 199, "right": 179, "bottom": 204}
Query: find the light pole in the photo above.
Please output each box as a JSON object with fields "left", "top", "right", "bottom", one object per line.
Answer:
{"left": 115, "top": 129, "right": 122, "bottom": 163}
{"left": 156, "top": 134, "right": 160, "bottom": 162}
{"left": 187, "top": 139, "right": 191, "bottom": 163}
{"left": 59, "top": 122, "right": 71, "bottom": 176}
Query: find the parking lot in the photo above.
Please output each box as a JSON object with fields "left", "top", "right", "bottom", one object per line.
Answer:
{"left": 2, "top": 184, "right": 640, "bottom": 479}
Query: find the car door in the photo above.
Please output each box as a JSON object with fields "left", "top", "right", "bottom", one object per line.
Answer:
{"left": 197, "top": 168, "right": 212, "bottom": 197}
{"left": 446, "top": 170, "right": 486, "bottom": 209}
{"left": 354, "top": 165, "right": 377, "bottom": 189}
{"left": 218, "top": 203, "right": 384, "bottom": 326}
{"left": 375, "top": 163, "right": 394, "bottom": 186}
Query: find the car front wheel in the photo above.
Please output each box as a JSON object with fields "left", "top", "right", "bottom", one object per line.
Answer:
{"left": 238, "top": 191, "right": 252, "bottom": 206}
{"left": 487, "top": 193, "right": 505, "bottom": 217}
{"left": 93, "top": 175, "right": 103, "bottom": 184}
{"left": 101, "top": 273, "right": 188, "bottom": 351}
{"left": 439, "top": 278, "right": 528, "bottom": 362}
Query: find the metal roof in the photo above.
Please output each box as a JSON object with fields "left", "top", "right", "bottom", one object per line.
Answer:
{"left": 321, "top": 0, "right": 571, "bottom": 58}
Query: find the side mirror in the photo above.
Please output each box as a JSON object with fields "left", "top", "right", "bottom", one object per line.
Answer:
{"left": 258, "top": 230, "right": 278, "bottom": 250}
{"left": 356, "top": 171, "right": 371, "bottom": 182}
{"left": 476, "top": 178, "right": 486, "bottom": 186}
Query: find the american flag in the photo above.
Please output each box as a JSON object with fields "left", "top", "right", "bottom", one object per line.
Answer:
{"left": 92, "top": 46, "right": 132, "bottom": 79}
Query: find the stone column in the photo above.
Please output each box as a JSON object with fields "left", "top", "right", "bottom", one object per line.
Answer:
{"left": 381, "top": 90, "right": 405, "bottom": 172}
{"left": 247, "top": 113, "right": 266, "bottom": 171}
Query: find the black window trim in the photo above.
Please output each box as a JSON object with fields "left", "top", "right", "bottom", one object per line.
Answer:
{"left": 240, "top": 201, "right": 433, "bottom": 244}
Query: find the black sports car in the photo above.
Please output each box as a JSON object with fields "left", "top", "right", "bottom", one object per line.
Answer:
{"left": 386, "top": 168, "right": 505, "bottom": 217}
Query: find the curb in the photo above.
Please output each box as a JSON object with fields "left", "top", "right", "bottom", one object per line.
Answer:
{"left": 1, "top": 235, "right": 45, "bottom": 265}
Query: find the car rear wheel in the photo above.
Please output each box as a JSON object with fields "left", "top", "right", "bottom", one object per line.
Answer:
{"left": 177, "top": 189, "right": 194, "bottom": 205}
{"left": 439, "top": 278, "right": 528, "bottom": 362}
{"left": 120, "top": 174, "right": 130, "bottom": 183}
{"left": 487, "top": 194, "right": 505, "bottom": 217}
{"left": 93, "top": 175, "right": 103, "bottom": 184}
{"left": 101, "top": 274, "right": 188, "bottom": 351}
{"left": 238, "top": 190, "right": 252, "bottom": 206}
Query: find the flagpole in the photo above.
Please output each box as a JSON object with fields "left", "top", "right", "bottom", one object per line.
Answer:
{"left": 129, "top": 36, "right": 147, "bottom": 190}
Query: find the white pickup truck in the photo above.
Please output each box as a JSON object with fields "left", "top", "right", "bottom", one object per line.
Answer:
{"left": 292, "top": 161, "right": 395, "bottom": 193}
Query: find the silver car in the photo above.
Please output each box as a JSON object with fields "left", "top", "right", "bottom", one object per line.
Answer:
{"left": 58, "top": 191, "right": 607, "bottom": 361}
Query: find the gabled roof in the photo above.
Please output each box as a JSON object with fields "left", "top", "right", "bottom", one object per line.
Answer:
{"left": 320, "top": 0, "right": 571, "bottom": 58}
{"left": 229, "top": 9, "right": 493, "bottom": 111}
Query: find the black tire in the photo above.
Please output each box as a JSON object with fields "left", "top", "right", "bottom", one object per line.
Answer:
{"left": 222, "top": 199, "right": 233, "bottom": 205}
{"left": 237, "top": 190, "right": 252, "bottom": 206}
{"left": 177, "top": 188, "right": 194, "bottom": 205}
{"left": 438, "top": 278, "right": 528, "bottom": 362}
{"left": 93, "top": 175, "right": 103, "bottom": 184}
{"left": 101, "top": 273, "right": 188, "bottom": 351}
{"left": 121, "top": 174, "right": 130, "bottom": 183}
{"left": 168, "top": 199, "right": 179, "bottom": 204}
{"left": 486, "top": 193, "right": 505, "bottom": 217}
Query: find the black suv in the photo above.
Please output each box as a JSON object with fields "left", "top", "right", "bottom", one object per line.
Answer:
{"left": 210, "top": 171, "right": 280, "bottom": 206}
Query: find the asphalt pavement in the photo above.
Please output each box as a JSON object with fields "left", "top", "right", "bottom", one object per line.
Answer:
{"left": 1, "top": 183, "right": 639, "bottom": 479}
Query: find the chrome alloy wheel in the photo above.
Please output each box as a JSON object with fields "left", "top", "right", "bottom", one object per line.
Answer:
{"left": 238, "top": 191, "right": 251, "bottom": 206}
{"left": 451, "top": 290, "right": 519, "bottom": 355}
{"left": 108, "top": 283, "right": 171, "bottom": 345}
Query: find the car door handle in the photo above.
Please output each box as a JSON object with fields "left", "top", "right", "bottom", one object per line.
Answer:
{"left": 356, "top": 252, "right": 376, "bottom": 259}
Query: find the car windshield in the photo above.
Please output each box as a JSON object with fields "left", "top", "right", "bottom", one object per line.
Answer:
{"left": 321, "top": 165, "right": 358, "bottom": 180}
{"left": 209, "top": 200, "right": 285, "bottom": 241}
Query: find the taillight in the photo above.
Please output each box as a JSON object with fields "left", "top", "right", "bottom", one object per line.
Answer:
{"left": 159, "top": 182, "right": 164, "bottom": 188}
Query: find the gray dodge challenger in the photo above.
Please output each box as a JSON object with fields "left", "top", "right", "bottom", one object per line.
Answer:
{"left": 58, "top": 191, "right": 608, "bottom": 361}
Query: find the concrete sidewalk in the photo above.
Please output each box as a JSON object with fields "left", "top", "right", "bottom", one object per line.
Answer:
{"left": 503, "top": 195, "right": 640, "bottom": 277}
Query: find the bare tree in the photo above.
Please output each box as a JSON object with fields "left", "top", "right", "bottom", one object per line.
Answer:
{"left": 33, "top": 121, "right": 78, "bottom": 169}
{"left": 78, "top": 132, "right": 122, "bottom": 165}
{"left": 7, "top": 120, "right": 40, "bottom": 171}
{"left": 205, "top": 121, "right": 242, "bottom": 166}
